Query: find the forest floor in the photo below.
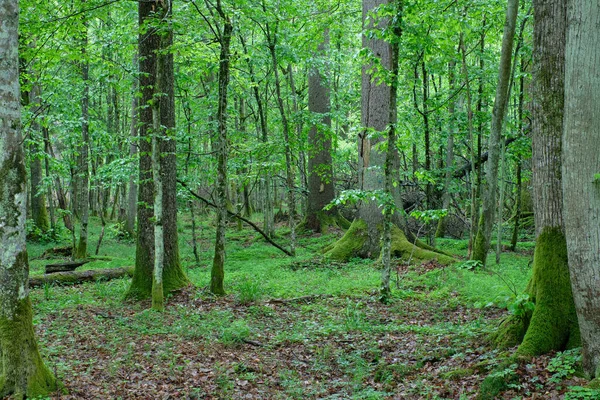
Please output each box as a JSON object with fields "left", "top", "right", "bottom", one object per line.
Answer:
{"left": 25, "top": 216, "right": 595, "bottom": 399}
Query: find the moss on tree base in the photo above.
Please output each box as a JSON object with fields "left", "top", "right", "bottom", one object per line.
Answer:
{"left": 0, "top": 298, "right": 59, "bottom": 399}
{"left": 300, "top": 210, "right": 351, "bottom": 234}
{"left": 324, "top": 218, "right": 456, "bottom": 264}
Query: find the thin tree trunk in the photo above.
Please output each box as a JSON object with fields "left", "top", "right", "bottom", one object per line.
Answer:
{"left": 472, "top": 0, "right": 519, "bottom": 265}
{"left": 76, "top": 12, "right": 90, "bottom": 260}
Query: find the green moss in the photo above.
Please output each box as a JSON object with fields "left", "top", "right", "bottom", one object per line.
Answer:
{"left": 390, "top": 226, "right": 456, "bottom": 265}
{"left": 478, "top": 358, "right": 519, "bottom": 400}
{"left": 471, "top": 215, "right": 489, "bottom": 266}
{"left": 516, "top": 227, "right": 580, "bottom": 356}
{"left": 324, "top": 219, "right": 456, "bottom": 264}
{"left": 490, "top": 313, "right": 529, "bottom": 350}
{"left": 0, "top": 298, "right": 58, "bottom": 398}
{"left": 441, "top": 367, "right": 474, "bottom": 381}
{"left": 324, "top": 219, "right": 368, "bottom": 261}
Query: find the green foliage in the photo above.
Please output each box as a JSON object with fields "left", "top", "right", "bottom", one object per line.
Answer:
{"left": 219, "top": 320, "right": 251, "bottom": 346}
{"left": 507, "top": 294, "right": 535, "bottom": 318}
{"left": 546, "top": 348, "right": 582, "bottom": 384}
{"left": 565, "top": 386, "right": 600, "bottom": 400}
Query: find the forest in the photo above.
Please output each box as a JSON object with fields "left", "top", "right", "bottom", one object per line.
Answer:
{"left": 1, "top": 0, "right": 599, "bottom": 398}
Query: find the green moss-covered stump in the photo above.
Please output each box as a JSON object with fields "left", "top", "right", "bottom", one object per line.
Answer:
{"left": 324, "top": 218, "right": 456, "bottom": 264}
{"left": 0, "top": 298, "right": 59, "bottom": 399}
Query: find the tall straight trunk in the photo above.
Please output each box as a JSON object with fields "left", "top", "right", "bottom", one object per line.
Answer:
{"left": 127, "top": 0, "right": 189, "bottom": 300}
{"left": 211, "top": 3, "right": 233, "bottom": 296}
{"left": 41, "top": 126, "right": 56, "bottom": 231}
{"left": 325, "top": 0, "right": 453, "bottom": 265}
{"left": 510, "top": 59, "right": 525, "bottom": 252}
{"left": 126, "top": 57, "right": 138, "bottom": 237}
{"left": 305, "top": 29, "right": 336, "bottom": 233}
{"left": 472, "top": 0, "right": 519, "bottom": 265}
{"left": 0, "top": 1, "right": 57, "bottom": 395}
{"left": 421, "top": 61, "right": 432, "bottom": 212}
{"left": 381, "top": 0, "right": 401, "bottom": 303}
{"left": 27, "top": 83, "right": 50, "bottom": 235}
{"left": 266, "top": 24, "right": 296, "bottom": 256}
{"left": 435, "top": 60, "right": 456, "bottom": 238}
{"left": 459, "top": 33, "right": 477, "bottom": 257}
{"left": 75, "top": 13, "right": 90, "bottom": 260}
{"left": 563, "top": 0, "right": 600, "bottom": 378}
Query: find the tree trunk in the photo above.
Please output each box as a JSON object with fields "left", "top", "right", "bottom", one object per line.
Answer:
{"left": 75, "top": 12, "right": 90, "bottom": 260}
{"left": 0, "top": 2, "right": 58, "bottom": 395}
{"left": 27, "top": 83, "right": 51, "bottom": 236}
{"left": 472, "top": 0, "right": 519, "bottom": 265}
{"left": 305, "top": 29, "right": 338, "bottom": 233}
{"left": 127, "top": 0, "right": 189, "bottom": 300}
{"left": 435, "top": 60, "right": 456, "bottom": 238}
{"left": 563, "top": 0, "right": 600, "bottom": 379}
{"left": 125, "top": 56, "right": 138, "bottom": 237}
{"left": 325, "top": 0, "right": 453, "bottom": 265}
{"left": 211, "top": 6, "right": 233, "bottom": 296}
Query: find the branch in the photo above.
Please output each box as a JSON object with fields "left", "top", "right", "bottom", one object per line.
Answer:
{"left": 177, "top": 180, "right": 293, "bottom": 257}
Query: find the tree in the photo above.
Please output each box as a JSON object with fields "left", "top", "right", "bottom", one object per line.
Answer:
{"left": 210, "top": 0, "right": 233, "bottom": 296}
{"left": 0, "top": 0, "right": 58, "bottom": 395}
{"left": 471, "top": 0, "right": 519, "bottom": 265}
{"left": 563, "top": 0, "right": 600, "bottom": 379}
{"left": 304, "top": 29, "right": 339, "bottom": 233}
{"left": 75, "top": 9, "right": 90, "bottom": 259}
{"left": 494, "top": 0, "right": 579, "bottom": 356}
{"left": 127, "top": 0, "right": 189, "bottom": 300}
{"left": 324, "top": 0, "right": 453, "bottom": 265}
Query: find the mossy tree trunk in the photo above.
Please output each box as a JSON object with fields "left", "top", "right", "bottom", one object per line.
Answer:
{"left": 325, "top": 0, "right": 453, "bottom": 265}
{"left": 563, "top": 0, "right": 600, "bottom": 379}
{"left": 492, "top": 0, "right": 579, "bottom": 358}
{"left": 0, "top": 2, "right": 58, "bottom": 395}
{"left": 127, "top": 0, "right": 189, "bottom": 301}
{"left": 471, "top": 0, "right": 519, "bottom": 266}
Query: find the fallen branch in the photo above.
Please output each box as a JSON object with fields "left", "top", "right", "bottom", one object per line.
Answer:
{"left": 266, "top": 294, "right": 332, "bottom": 304}
{"left": 45, "top": 260, "right": 90, "bottom": 274}
{"left": 30, "top": 266, "right": 134, "bottom": 288}
{"left": 241, "top": 339, "right": 264, "bottom": 347}
{"left": 177, "top": 179, "right": 293, "bottom": 257}
{"left": 454, "top": 136, "right": 518, "bottom": 179}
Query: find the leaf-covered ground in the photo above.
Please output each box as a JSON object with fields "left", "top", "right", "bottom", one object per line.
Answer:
{"left": 23, "top": 220, "right": 596, "bottom": 399}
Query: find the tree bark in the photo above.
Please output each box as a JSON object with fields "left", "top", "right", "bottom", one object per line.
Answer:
{"left": 472, "top": 0, "right": 519, "bottom": 265}
{"left": 563, "top": 0, "right": 600, "bottom": 378}
{"left": 127, "top": 0, "right": 189, "bottom": 300}
{"left": 305, "top": 29, "right": 337, "bottom": 233}
{"left": 211, "top": 3, "right": 233, "bottom": 296}
{"left": 325, "top": 0, "right": 453, "bottom": 265}
{"left": 0, "top": 1, "right": 58, "bottom": 395}
{"left": 75, "top": 12, "right": 90, "bottom": 260}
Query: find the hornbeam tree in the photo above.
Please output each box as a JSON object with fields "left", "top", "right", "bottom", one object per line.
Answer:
{"left": 324, "top": 0, "right": 453, "bottom": 265}
{"left": 563, "top": 0, "right": 600, "bottom": 379}
{"left": 0, "top": 0, "right": 58, "bottom": 396}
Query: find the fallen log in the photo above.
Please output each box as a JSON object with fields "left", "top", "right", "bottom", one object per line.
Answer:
{"left": 45, "top": 260, "right": 90, "bottom": 274}
{"left": 29, "top": 266, "right": 134, "bottom": 288}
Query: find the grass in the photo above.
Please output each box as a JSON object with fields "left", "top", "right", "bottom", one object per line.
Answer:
{"left": 24, "top": 211, "right": 586, "bottom": 399}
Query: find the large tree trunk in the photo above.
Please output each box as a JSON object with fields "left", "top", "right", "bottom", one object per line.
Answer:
{"left": 305, "top": 30, "right": 339, "bottom": 233}
{"left": 563, "top": 0, "right": 600, "bottom": 379}
{"left": 127, "top": 0, "right": 189, "bottom": 300}
{"left": 0, "top": 2, "right": 58, "bottom": 396}
{"left": 512, "top": 0, "right": 580, "bottom": 356}
{"left": 125, "top": 73, "right": 138, "bottom": 237}
{"left": 472, "top": 0, "right": 519, "bottom": 265}
{"left": 325, "top": 0, "right": 453, "bottom": 265}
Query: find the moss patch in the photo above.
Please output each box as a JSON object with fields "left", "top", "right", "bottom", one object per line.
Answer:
{"left": 516, "top": 227, "right": 580, "bottom": 357}
{"left": 0, "top": 298, "right": 58, "bottom": 398}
